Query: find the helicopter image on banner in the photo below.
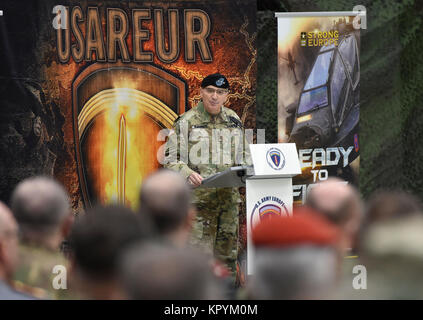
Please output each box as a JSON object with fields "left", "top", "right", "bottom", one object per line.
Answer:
{"left": 281, "top": 51, "right": 300, "bottom": 85}
{"left": 286, "top": 33, "right": 360, "bottom": 150}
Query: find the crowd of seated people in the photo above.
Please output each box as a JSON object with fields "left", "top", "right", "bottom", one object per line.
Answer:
{"left": 0, "top": 172, "right": 421, "bottom": 300}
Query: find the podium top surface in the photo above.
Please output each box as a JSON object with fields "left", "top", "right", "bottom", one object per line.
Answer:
{"left": 199, "top": 166, "right": 251, "bottom": 188}
{"left": 249, "top": 143, "right": 301, "bottom": 178}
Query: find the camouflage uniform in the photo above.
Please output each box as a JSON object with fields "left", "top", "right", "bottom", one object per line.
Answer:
{"left": 12, "top": 243, "right": 73, "bottom": 299}
{"left": 164, "top": 101, "right": 249, "bottom": 275}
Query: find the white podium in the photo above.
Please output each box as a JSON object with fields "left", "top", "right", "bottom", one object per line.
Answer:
{"left": 246, "top": 143, "right": 301, "bottom": 275}
{"left": 199, "top": 143, "right": 301, "bottom": 276}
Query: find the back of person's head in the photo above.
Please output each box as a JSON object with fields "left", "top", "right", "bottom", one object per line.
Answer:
{"left": 120, "top": 242, "right": 223, "bottom": 300}
{"left": 69, "top": 205, "right": 150, "bottom": 282}
{"left": 0, "top": 202, "right": 35, "bottom": 300}
{"left": 356, "top": 190, "right": 423, "bottom": 263}
{"left": 306, "top": 178, "right": 362, "bottom": 250}
{"left": 252, "top": 246, "right": 337, "bottom": 299}
{"left": 10, "top": 176, "right": 71, "bottom": 245}
{"left": 139, "top": 169, "right": 192, "bottom": 235}
{"left": 249, "top": 211, "right": 340, "bottom": 299}
{"left": 306, "top": 178, "right": 362, "bottom": 226}
{"left": 358, "top": 212, "right": 423, "bottom": 299}
{"left": 0, "top": 202, "right": 19, "bottom": 281}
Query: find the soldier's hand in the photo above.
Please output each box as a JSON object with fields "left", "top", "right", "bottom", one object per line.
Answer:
{"left": 188, "top": 172, "right": 203, "bottom": 187}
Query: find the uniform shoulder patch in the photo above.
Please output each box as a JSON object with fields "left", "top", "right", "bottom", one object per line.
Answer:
{"left": 173, "top": 108, "right": 194, "bottom": 126}
{"left": 178, "top": 108, "right": 199, "bottom": 123}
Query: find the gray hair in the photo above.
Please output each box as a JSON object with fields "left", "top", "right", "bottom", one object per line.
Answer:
{"left": 249, "top": 246, "right": 337, "bottom": 300}
{"left": 139, "top": 169, "right": 192, "bottom": 234}
{"left": 120, "top": 242, "right": 223, "bottom": 300}
{"left": 11, "top": 176, "right": 70, "bottom": 235}
{"left": 306, "top": 178, "right": 362, "bottom": 227}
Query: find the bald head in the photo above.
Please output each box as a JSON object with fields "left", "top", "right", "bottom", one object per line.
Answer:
{"left": 139, "top": 169, "right": 192, "bottom": 235}
{"left": 306, "top": 178, "right": 362, "bottom": 229}
{"left": 306, "top": 178, "right": 363, "bottom": 251}
{"left": 11, "top": 176, "right": 70, "bottom": 237}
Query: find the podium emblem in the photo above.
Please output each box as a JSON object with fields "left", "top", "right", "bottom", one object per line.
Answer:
{"left": 266, "top": 147, "right": 285, "bottom": 170}
{"left": 250, "top": 195, "right": 289, "bottom": 229}
{"left": 259, "top": 204, "right": 281, "bottom": 220}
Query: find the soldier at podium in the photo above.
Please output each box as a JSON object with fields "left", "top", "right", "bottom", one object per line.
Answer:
{"left": 164, "top": 73, "right": 250, "bottom": 280}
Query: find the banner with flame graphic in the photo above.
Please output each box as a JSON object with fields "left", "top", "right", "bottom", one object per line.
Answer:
{"left": 0, "top": 1, "right": 256, "bottom": 213}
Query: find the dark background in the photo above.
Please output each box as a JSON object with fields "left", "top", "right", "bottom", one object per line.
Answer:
{"left": 256, "top": 0, "right": 423, "bottom": 199}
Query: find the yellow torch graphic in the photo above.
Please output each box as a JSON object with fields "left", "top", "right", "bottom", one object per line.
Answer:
{"left": 73, "top": 64, "right": 186, "bottom": 209}
{"left": 77, "top": 88, "right": 178, "bottom": 209}
{"left": 117, "top": 114, "right": 127, "bottom": 205}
